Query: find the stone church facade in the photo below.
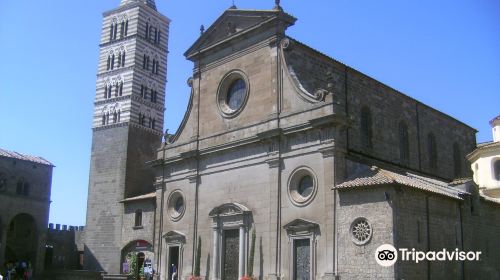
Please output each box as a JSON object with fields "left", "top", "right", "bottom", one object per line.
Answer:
{"left": 84, "top": 1, "right": 500, "bottom": 280}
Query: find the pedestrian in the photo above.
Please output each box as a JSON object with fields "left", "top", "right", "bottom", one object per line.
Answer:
{"left": 144, "top": 263, "right": 152, "bottom": 280}
{"left": 27, "top": 262, "right": 32, "bottom": 280}
{"left": 171, "top": 264, "right": 177, "bottom": 280}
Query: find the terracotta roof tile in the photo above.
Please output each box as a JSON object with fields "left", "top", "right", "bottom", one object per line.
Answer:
{"left": 335, "top": 166, "right": 464, "bottom": 200}
{"left": 0, "top": 148, "right": 54, "bottom": 166}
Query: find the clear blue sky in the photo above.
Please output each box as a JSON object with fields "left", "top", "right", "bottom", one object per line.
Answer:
{"left": 0, "top": 0, "right": 498, "bottom": 226}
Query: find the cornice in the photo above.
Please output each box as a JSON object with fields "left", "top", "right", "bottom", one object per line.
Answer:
{"left": 99, "top": 34, "right": 168, "bottom": 54}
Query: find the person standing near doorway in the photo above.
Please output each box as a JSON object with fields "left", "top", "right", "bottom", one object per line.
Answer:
{"left": 171, "top": 264, "right": 177, "bottom": 280}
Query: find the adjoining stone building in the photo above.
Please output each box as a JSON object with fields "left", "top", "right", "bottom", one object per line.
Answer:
{"left": 0, "top": 148, "right": 54, "bottom": 277}
{"left": 467, "top": 116, "right": 500, "bottom": 200}
{"left": 82, "top": 1, "right": 500, "bottom": 279}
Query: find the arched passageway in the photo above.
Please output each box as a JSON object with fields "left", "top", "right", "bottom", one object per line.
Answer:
{"left": 5, "top": 213, "right": 38, "bottom": 265}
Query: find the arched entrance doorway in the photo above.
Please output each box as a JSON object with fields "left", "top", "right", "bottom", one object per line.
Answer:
{"left": 121, "top": 240, "right": 154, "bottom": 278}
{"left": 5, "top": 213, "right": 37, "bottom": 268}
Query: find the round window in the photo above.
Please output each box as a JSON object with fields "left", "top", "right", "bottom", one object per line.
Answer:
{"left": 350, "top": 217, "right": 372, "bottom": 245}
{"left": 287, "top": 167, "right": 317, "bottom": 206}
{"left": 217, "top": 70, "right": 250, "bottom": 117}
{"left": 168, "top": 191, "right": 185, "bottom": 222}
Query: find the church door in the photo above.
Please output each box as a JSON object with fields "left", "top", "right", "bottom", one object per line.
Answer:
{"left": 222, "top": 229, "right": 239, "bottom": 280}
{"left": 293, "top": 239, "right": 310, "bottom": 280}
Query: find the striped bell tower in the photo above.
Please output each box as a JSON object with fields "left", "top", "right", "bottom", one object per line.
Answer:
{"left": 84, "top": 0, "right": 169, "bottom": 273}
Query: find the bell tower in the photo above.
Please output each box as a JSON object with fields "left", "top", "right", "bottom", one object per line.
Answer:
{"left": 84, "top": 0, "right": 169, "bottom": 273}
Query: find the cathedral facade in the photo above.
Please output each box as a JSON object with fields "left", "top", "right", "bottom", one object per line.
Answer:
{"left": 84, "top": 1, "right": 500, "bottom": 280}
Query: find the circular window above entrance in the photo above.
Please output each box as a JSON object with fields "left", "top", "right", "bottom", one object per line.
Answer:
{"left": 168, "top": 190, "right": 185, "bottom": 222}
{"left": 288, "top": 167, "right": 318, "bottom": 207}
{"left": 217, "top": 70, "right": 250, "bottom": 118}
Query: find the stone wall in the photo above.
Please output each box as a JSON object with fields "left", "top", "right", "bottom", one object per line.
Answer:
{"left": 46, "top": 224, "right": 85, "bottom": 270}
{"left": 285, "top": 42, "right": 476, "bottom": 181}
{"left": 0, "top": 154, "right": 53, "bottom": 276}
{"left": 337, "top": 186, "right": 395, "bottom": 279}
{"left": 85, "top": 127, "right": 129, "bottom": 273}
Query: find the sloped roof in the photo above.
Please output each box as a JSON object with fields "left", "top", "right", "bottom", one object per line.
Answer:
{"left": 119, "top": 192, "right": 156, "bottom": 203}
{"left": 335, "top": 166, "right": 464, "bottom": 200}
{"left": 490, "top": 115, "right": 500, "bottom": 126}
{"left": 0, "top": 148, "right": 54, "bottom": 166}
{"left": 184, "top": 8, "right": 296, "bottom": 59}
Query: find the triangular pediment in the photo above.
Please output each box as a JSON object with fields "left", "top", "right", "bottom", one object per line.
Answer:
{"left": 283, "top": 218, "right": 319, "bottom": 232}
{"left": 185, "top": 9, "right": 296, "bottom": 59}
{"left": 163, "top": 230, "right": 186, "bottom": 243}
{"left": 209, "top": 202, "right": 251, "bottom": 217}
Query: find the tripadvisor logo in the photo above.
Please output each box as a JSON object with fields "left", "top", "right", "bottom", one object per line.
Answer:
{"left": 375, "top": 244, "right": 398, "bottom": 267}
{"left": 375, "top": 244, "right": 482, "bottom": 267}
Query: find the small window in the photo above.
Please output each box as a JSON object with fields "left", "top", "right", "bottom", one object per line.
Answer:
{"left": 288, "top": 168, "right": 317, "bottom": 206}
{"left": 121, "top": 52, "right": 126, "bottom": 67}
{"left": 151, "top": 118, "right": 156, "bottom": 130}
{"left": 350, "top": 217, "right": 372, "bottom": 245}
{"left": 145, "top": 22, "right": 149, "bottom": 39}
{"left": 111, "top": 54, "right": 115, "bottom": 70}
{"left": 494, "top": 160, "right": 500, "bottom": 181}
{"left": 168, "top": 191, "right": 186, "bottom": 221}
{"left": 0, "top": 173, "right": 6, "bottom": 190}
{"left": 107, "top": 56, "right": 111, "bottom": 70}
{"left": 453, "top": 143, "right": 462, "bottom": 177}
{"left": 109, "top": 23, "right": 114, "bottom": 41}
{"left": 399, "top": 121, "right": 409, "bottom": 164}
{"left": 120, "top": 22, "right": 125, "bottom": 38}
{"left": 16, "top": 180, "right": 23, "bottom": 194}
{"left": 107, "top": 85, "right": 112, "bottom": 98}
{"left": 113, "top": 112, "right": 117, "bottom": 123}
{"left": 117, "top": 110, "right": 121, "bottom": 122}
{"left": 113, "top": 24, "right": 118, "bottom": 40}
{"left": 23, "top": 182, "right": 30, "bottom": 196}
{"left": 149, "top": 26, "right": 154, "bottom": 41}
{"left": 102, "top": 115, "right": 106, "bottom": 125}
{"left": 119, "top": 82, "right": 123, "bottom": 96}
{"left": 361, "top": 107, "right": 372, "bottom": 148}
{"left": 125, "top": 20, "right": 129, "bottom": 36}
{"left": 135, "top": 210, "right": 143, "bottom": 227}
{"left": 104, "top": 85, "right": 108, "bottom": 99}
{"left": 427, "top": 133, "right": 437, "bottom": 169}
{"left": 117, "top": 53, "right": 122, "bottom": 68}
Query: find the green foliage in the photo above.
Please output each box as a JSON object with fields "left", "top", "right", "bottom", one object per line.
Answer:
{"left": 139, "top": 264, "right": 145, "bottom": 278}
{"left": 127, "top": 253, "right": 138, "bottom": 280}
{"left": 194, "top": 236, "right": 202, "bottom": 277}
{"left": 247, "top": 229, "right": 256, "bottom": 277}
